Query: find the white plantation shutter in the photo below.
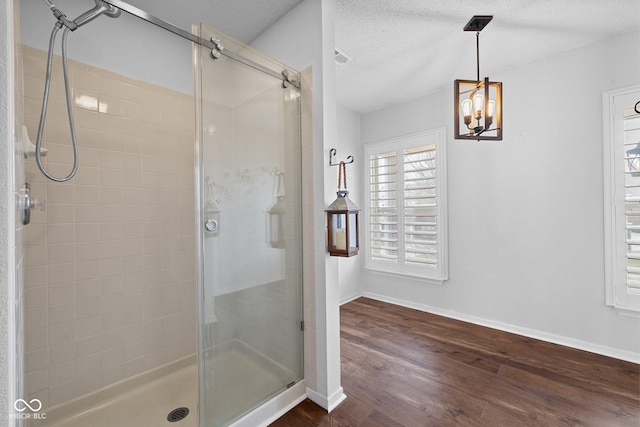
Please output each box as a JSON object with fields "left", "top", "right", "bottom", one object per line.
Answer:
{"left": 403, "top": 144, "right": 438, "bottom": 267}
{"left": 365, "top": 129, "right": 447, "bottom": 281}
{"left": 623, "top": 114, "right": 640, "bottom": 291}
{"left": 369, "top": 151, "right": 399, "bottom": 263}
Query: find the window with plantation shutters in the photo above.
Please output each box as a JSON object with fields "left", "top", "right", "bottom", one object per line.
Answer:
{"left": 365, "top": 129, "right": 448, "bottom": 282}
{"left": 603, "top": 85, "right": 640, "bottom": 314}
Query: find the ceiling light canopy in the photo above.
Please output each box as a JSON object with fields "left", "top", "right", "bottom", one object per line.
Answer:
{"left": 454, "top": 15, "right": 503, "bottom": 141}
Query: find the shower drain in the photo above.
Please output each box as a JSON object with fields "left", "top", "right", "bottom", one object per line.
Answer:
{"left": 167, "top": 407, "right": 189, "bottom": 422}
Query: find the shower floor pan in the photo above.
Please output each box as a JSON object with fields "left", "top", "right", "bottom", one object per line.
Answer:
{"left": 205, "top": 340, "right": 296, "bottom": 427}
{"left": 30, "top": 341, "right": 295, "bottom": 427}
{"left": 29, "top": 356, "right": 198, "bottom": 427}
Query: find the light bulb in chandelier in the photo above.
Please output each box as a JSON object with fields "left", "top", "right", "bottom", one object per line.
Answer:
{"left": 461, "top": 99, "right": 473, "bottom": 126}
{"left": 486, "top": 99, "right": 496, "bottom": 128}
{"left": 473, "top": 92, "right": 484, "bottom": 120}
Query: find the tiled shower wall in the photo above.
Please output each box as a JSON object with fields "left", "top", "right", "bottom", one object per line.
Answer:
{"left": 21, "top": 45, "right": 196, "bottom": 409}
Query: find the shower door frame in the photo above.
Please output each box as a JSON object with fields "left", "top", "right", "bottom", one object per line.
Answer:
{"left": 193, "top": 22, "right": 305, "bottom": 427}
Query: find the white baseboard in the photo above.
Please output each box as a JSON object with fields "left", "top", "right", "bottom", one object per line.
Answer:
{"left": 339, "top": 293, "right": 362, "bottom": 306}
{"left": 306, "top": 386, "right": 347, "bottom": 413}
{"left": 363, "top": 292, "right": 640, "bottom": 364}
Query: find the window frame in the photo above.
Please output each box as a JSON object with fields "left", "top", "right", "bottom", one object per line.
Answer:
{"left": 602, "top": 84, "right": 640, "bottom": 316}
{"left": 364, "top": 128, "right": 448, "bottom": 283}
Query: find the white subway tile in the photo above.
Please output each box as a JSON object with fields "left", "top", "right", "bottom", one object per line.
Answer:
{"left": 48, "top": 282, "right": 75, "bottom": 305}
{"left": 26, "top": 307, "right": 48, "bottom": 332}
{"left": 48, "top": 302, "right": 75, "bottom": 326}
{"left": 26, "top": 369, "right": 49, "bottom": 394}
{"left": 76, "top": 297, "right": 99, "bottom": 320}
{"left": 101, "top": 311, "right": 124, "bottom": 333}
{"left": 75, "top": 260, "right": 99, "bottom": 281}
{"left": 47, "top": 224, "right": 74, "bottom": 245}
{"left": 76, "top": 335, "right": 101, "bottom": 359}
{"left": 26, "top": 349, "right": 49, "bottom": 372}
{"left": 47, "top": 263, "right": 75, "bottom": 288}
{"left": 74, "top": 187, "right": 101, "bottom": 206}
{"left": 48, "top": 321, "right": 75, "bottom": 346}
{"left": 48, "top": 342, "right": 76, "bottom": 367}
{"left": 75, "top": 316, "right": 100, "bottom": 339}
{"left": 47, "top": 243, "right": 75, "bottom": 265}
{"left": 99, "top": 293, "right": 122, "bottom": 314}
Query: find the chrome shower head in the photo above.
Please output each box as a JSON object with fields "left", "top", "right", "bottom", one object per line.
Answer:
{"left": 73, "top": 0, "right": 120, "bottom": 28}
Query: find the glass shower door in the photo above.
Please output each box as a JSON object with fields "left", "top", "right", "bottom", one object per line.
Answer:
{"left": 195, "top": 24, "right": 303, "bottom": 427}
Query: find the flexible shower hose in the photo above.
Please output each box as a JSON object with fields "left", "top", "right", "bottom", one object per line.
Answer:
{"left": 35, "top": 21, "right": 79, "bottom": 182}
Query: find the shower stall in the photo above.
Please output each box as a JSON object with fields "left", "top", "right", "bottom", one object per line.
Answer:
{"left": 17, "top": 1, "right": 304, "bottom": 426}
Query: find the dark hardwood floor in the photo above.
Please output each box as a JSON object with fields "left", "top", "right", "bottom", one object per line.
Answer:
{"left": 271, "top": 297, "right": 640, "bottom": 426}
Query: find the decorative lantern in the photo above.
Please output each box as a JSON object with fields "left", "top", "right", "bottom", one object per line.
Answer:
{"left": 454, "top": 15, "right": 503, "bottom": 141}
{"left": 326, "top": 160, "right": 360, "bottom": 257}
{"left": 268, "top": 171, "right": 285, "bottom": 248}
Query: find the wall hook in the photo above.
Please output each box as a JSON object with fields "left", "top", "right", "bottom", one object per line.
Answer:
{"left": 329, "top": 148, "right": 354, "bottom": 166}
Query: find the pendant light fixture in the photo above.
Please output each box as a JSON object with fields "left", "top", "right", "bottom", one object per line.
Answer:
{"left": 454, "top": 15, "right": 503, "bottom": 141}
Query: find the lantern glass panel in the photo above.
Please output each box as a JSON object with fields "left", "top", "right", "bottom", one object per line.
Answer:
{"left": 348, "top": 213, "right": 358, "bottom": 249}
{"left": 332, "top": 213, "right": 347, "bottom": 251}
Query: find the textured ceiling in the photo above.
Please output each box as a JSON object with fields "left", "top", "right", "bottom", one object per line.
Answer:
{"left": 335, "top": 0, "right": 640, "bottom": 114}
{"left": 131, "top": 0, "right": 640, "bottom": 115}
{"left": 27, "top": 0, "right": 640, "bottom": 116}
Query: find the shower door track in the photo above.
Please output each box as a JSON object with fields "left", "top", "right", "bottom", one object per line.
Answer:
{"left": 103, "top": 0, "right": 299, "bottom": 88}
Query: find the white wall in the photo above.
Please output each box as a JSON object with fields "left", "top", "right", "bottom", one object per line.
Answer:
{"left": 252, "top": 0, "right": 346, "bottom": 411}
{"left": 335, "top": 104, "right": 362, "bottom": 304}
{"left": 19, "top": 0, "right": 192, "bottom": 95}
{"left": 360, "top": 30, "right": 640, "bottom": 362}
